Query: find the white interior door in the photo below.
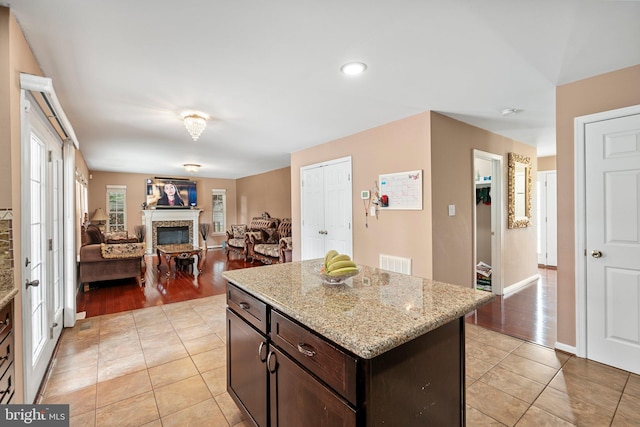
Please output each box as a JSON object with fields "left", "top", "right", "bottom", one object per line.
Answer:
{"left": 323, "top": 161, "right": 352, "bottom": 257}
{"left": 301, "top": 166, "right": 325, "bottom": 260}
{"left": 537, "top": 171, "right": 557, "bottom": 267}
{"left": 22, "top": 94, "right": 65, "bottom": 402}
{"left": 301, "top": 157, "right": 352, "bottom": 260}
{"left": 585, "top": 112, "right": 640, "bottom": 374}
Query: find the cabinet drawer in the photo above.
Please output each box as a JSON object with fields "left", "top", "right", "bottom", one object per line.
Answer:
{"left": 227, "top": 284, "right": 268, "bottom": 334}
{"left": 0, "top": 303, "right": 12, "bottom": 344}
{"left": 0, "top": 362, "right": 14, "bottom": 404}
{"left": 0, "top": 332, "right": 12, "bottom": 378}
{"left": 270, "top": 310, "right": 357, "bottom": 405}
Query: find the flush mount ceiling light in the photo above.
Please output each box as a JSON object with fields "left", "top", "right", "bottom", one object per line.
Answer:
{"left": 183, "top": 163, "right": 201, "bottom": 173}
{"left": 181, "top": 111, "right": 210, "bottom": 141}
{"left": 340, "top": 61, "right": 367, "bottom": 76}
{"left": 500, "top": 108, "right": 521, "bottom": 116}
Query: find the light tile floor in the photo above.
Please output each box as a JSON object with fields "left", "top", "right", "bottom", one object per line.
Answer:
{"left": 39, "top": 294, "right": 640, "bottom": 426}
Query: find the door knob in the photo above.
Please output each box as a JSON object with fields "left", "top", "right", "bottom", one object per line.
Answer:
{"left": 591, "top": 250, "right": 603, "bottom": 258}
{"left": 25, "top": 279, "right": 40, "bottom": 288}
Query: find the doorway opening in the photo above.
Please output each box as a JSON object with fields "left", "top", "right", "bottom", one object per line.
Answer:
{"left": 472, "top": 150, "right": 503, "bottom": 295}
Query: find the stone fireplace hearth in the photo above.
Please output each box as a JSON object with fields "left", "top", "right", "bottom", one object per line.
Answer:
{"left": 141, "top": 209, "right": 201, "bottom": 254}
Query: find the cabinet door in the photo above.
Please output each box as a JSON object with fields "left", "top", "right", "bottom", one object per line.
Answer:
{"left": 268, "top": 347, "right": 356, "bottom": 427}
{"left": 227, "top": 309, "right": 268, "bottom": 427}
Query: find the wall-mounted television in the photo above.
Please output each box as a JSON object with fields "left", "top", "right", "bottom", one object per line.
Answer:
{"left": 146, "top": 177, "right": 197, "bottom": 208}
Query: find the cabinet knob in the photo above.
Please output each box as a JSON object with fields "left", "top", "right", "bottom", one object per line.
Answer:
{"left": 239, "top": 302, "right": 250, "bottom": 310}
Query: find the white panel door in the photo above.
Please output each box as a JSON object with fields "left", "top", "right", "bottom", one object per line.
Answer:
{"left": 586, "top": 113, "right": 640, "bottom": 374}
{"left": 537, "top": 171, "right": 557, "bottom": 267}
{"left": 323, "top": 161, "right": 352, "bottom": 257}
{"left": 301, "top": 158, "right": 352, "bottom": 260}
{"left": 301, "top": 166, "right": 325, "bottom": 260}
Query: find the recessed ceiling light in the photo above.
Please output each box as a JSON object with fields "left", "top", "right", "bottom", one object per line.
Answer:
{"left": 500, "top": 108, "right": 521, "bottom": 116}
{"left": 340, "top": 62, "right": 367, "bottom": 76}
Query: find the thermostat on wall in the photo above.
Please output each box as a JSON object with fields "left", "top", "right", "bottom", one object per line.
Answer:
{"left": 361, "top": 190, "right": 370, "bottom": 199}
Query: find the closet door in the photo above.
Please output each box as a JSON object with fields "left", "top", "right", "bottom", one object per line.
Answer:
{"left": 537, "top": 171, "right": 557, "bottom": 267}
{"left": 301, "top": 157, "right": 352, "bottom": 260}
{"left": 301, "top": 166, "right": 326, "bottom": 260}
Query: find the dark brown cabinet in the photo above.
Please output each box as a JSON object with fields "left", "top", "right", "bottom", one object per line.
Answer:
{"left": 0, "top": 301, "right": 14, "bottom": 404}
{"left": 227, "top": 284, "right": 356, "bottom": 427}
{"left": 227, "top": 309, "right": 268, "bottom": 427}
{"left": 268, "top": 346, "right": 356, "bottom": 427}
{"left": 227, "top": 283, "right": 465, "bottom": 427}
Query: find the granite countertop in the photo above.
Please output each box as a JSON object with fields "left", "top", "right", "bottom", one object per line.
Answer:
{"left": 0, "top": 268, "right": 17, "bottom": 310}
{"left": 223, "top": 260, "right": 495, "bottom": 359}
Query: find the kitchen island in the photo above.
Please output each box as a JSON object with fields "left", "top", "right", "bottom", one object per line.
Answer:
{"left": 223, "top": 260, "right": 494, "bottom": 427}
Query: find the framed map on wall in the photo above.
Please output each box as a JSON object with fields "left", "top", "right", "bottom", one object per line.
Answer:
{"left": 379, "top": 170, "right": 423, "bottom": 210}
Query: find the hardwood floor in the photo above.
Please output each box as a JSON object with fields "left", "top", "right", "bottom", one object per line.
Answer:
{"left": 76, "top": 248, "right": 252, "bottom": 318}
{"left": 466, "top": 268, "right": 557, "bottom": 348}
{"left": 78, "top": 250, "right": 557, "bottom": 349}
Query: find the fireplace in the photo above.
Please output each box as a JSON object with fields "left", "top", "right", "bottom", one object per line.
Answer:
{"left": 141, "top": 209, "right": 202, "bottom": 254}
{"left": 157, "top": 226, "right": 190, "bottom": 245}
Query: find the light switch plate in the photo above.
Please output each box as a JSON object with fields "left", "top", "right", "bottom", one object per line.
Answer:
{"left": 448, "top": 204, "right": 455, "bottom": 216}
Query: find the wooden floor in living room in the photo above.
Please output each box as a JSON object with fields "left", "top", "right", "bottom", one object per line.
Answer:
{"left": 78, "top": 249, "right": 557, "bottom": 350}
{"left": 76, "top": 248, "right": 251, "bottom": 318}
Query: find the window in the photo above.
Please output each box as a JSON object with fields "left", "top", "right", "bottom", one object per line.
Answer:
{"left": 106, "top": 185, "right": 126, "bottom": 232}
{"left": 211, "top": 189, "right": 226, "bottom": 234}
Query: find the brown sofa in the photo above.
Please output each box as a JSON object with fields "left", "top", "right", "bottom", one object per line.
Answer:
{"left": 225, "top": 217, "right": 279, "bottom": 260}
{"left": 79, "top": 225, "right": 146, "bottom": 292}
{"left": 247, "top": 218, "right": 292, "bottom": 264}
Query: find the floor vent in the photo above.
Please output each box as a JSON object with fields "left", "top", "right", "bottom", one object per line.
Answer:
{"left": 379, "top": 254, "right": 412, "bottom": 275}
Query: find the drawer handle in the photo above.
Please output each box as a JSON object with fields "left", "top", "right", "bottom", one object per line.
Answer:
{"left": 238, "top": 302, "right": 250, "bottom": 310}
{"left": 297, "top": 343, "right": 316, "bottom": 358}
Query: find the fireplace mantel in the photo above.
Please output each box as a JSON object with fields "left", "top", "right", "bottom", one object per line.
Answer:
{"left": 141, "top": 209, "right": 202, "bottom": 255}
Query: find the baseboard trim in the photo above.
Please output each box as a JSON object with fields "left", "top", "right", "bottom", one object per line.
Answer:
{"left": 554, "top": 341, "right": 576, "bottom": 355}
{"left": 503, "top": 274, "right": 540, "bottom": 296}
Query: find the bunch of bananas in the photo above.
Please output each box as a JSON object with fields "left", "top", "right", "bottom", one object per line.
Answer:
{"left": 323, "top": 250, "right": 358, "bottom": 276}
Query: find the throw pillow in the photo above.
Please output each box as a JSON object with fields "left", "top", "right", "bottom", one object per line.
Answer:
{"left": 104, "top": 231, "right": 128, "bottom": 240}
{"left": 232, "top": 225, "right": 247, "bottom": 239}
{"left": 85, "top": 225, "right": 104, "bottom": 245}
{"left": 262, "top": 228, "right": 279, "bottom": 244}
{"left": 106, "top": 237, "right": 139, "bottom": 244}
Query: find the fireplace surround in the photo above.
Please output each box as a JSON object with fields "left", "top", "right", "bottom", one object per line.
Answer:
{"left": 141, "top": 209, "right": 201, "bottom": 254}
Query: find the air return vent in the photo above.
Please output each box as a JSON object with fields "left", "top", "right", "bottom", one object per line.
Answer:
{"left": 379, "top": 255, "right": 412, "bottom": 275}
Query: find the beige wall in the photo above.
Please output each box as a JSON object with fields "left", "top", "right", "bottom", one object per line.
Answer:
{"left": 235, "top": 167, "right": 291, "bottom": 223}
{"left": 291, "top": 112, "right": 434, "bottom": 279}
{"left": 88, "top": 172, "right": 237, "bottom": 247}
{"left": 5, "top": 7, "right": 45, "bottom": 403}
{"left": 431, "top": 113, "right": 538, "bottom": 288}
{"left": 556, "top": 64, "right": 640, "bottom": 347}
{"left": 537, "top": 156, "right": 556, "bottom": 172}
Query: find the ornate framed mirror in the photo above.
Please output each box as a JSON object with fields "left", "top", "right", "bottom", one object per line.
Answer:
{"left": 508, "top": 153, "right": 532, "bottom": 228}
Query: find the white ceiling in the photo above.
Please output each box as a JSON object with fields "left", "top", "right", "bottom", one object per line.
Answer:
{"left": 9, "top": 0, "right": 640, "bottom": 179}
